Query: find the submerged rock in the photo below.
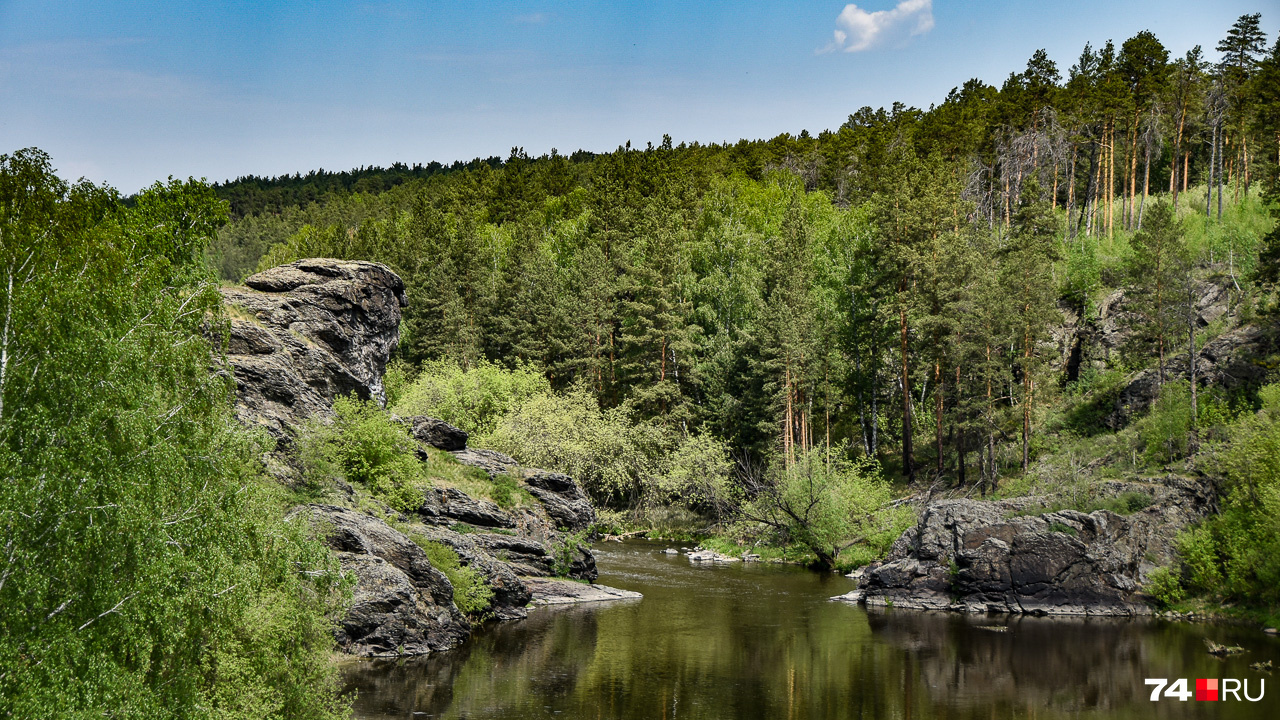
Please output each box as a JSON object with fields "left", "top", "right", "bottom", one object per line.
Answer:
{"left": 856, "top": 476, "right": 1215, "bottom": 616}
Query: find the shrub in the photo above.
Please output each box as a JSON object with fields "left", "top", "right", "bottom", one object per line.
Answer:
{"left": 391, "top": 358, "right": 549, "bottom": 436}
{"left": 322, "top": 395, "right": 427, "bottom": 511}
{"left": 483, "top": 384, "right": 656, "bottom": 503}
{"left": 739, "top": 449, "right": 909, "bottom": 570}
{"left": 0, "top": 152, "right": 349, "bottom": 719}
{"left": 1145, "top": 567, "right": 1185, "bottom": 608}
{"left": 1177, "top": 525, "right": 1224, "bottom": 594}
{"left": 413, "top": 539, "right": 493, "bottom": 616}
{"left": 1138, "top": 380, "right": 1193, "bottom": 464}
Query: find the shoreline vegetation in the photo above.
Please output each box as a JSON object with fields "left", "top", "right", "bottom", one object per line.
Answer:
{"left": 4, "top": 11, "right": 1280, "bottom": 717}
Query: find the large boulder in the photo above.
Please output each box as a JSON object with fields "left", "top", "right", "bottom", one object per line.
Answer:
{"left": 220, "top": 259, "right": 407, "bottom": 443}
{"left": 404, "top": 416, "right": 469, "bottom": 452}
{"left": 300, "top": 505, "right": 470, "bottom": 656}
{"left": 855, "top": 476, "right": 1215, "bottom": 616}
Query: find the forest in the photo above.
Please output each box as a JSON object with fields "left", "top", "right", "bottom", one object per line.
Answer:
{"left": 3, "top": 11, "right": 1280, "bottom": 719}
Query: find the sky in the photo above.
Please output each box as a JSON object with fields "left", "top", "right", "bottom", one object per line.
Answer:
{"left": 0, "top": 1, "right": 1274, "bottom": 193}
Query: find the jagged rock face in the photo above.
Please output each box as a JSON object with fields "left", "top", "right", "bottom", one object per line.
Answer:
{"left": 421, "top": 487, "right": 517, "bottom": 529}
{"left": 220, "top": 259, "right": 407, "bottom": 443}
{"left": 404, "top": 415, "right": 469, "bottom": 452}
{"left": 1052, "top": 280, "right": 1233, "bottom": 380}
{"left": 408, "top": 526, "right": 533, "bottom": 621}
{"left": 300, "top": 505, "right": 470, "bottom": 656}
{"left": 859, "top": 477, "right": 1215, "bottom": 616}
{"left": 522, "top": 469, "right": 597, "bottom": 533}
{"left": 1106, "top": 323, "right": 1270, "bottom": 427}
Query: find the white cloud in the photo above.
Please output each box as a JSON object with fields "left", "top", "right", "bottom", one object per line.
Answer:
{"left": 822, "top": 0, "right": 935, "bottom": 53}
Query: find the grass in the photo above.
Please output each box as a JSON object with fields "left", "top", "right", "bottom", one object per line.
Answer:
{"left": 407, "top": 533, "right": 494, "bottom": 616}
{"left": 420, "top": 447, "right": 536, "bottom": 510}
{"left": 1006, "top": 490, "right": 1155, "bottom": 519}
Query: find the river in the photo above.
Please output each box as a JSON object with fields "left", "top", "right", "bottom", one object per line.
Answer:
{"left": 343, "top": 539, "right": 1279, "bottom": 719}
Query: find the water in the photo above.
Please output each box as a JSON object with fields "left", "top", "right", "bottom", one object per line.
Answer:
{"left": 343, "top": 539, "right": 1279, "bottom": 719}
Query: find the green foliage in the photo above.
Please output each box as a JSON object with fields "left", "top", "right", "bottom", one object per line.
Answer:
{"left": 483, "top": 384, "right": 655, "bottom": 503}
{"left": 550, "top": 530, "right": 590, "bottom": 577}
{"left": 412, "top": 539, "right": 494, "bottom": 616}
{"left": 318, "top": 396, "right": 427, "bottom": 511}
{"left": 1047, "top": 521, "right": 1079, "bottom": 536}
{"left": 1145, "top": 567, "right": 1185, "bottom": 608}
{"left": 1137, "top": 381, "right": 1194, "bottom": 463}
{"left": 1185, "top": 382, "right": 1280, "bottom": 607}
{"left": 381, "top": 358, "right": 417, "bottom": 409}
{"left": 489, "top": 474, "right": 520, "bottom": 509}
{"left": 1177, "top": 525, "right": 1224, "bottom": 593}
{"left": 392, "top": 358, "right": 550, "bottom": 436}
{"left": 740, "top": 449, "right": 909, "bottom": 570}
{"left": 0, "top": 149, "right": 349, "bottom": 719}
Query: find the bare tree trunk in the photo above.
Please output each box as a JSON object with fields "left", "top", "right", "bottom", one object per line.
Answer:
{"left": 1217, "top": 126, "right": 1225, "bottom": 220}
{"left": 935, "top": 360, "right": 944, "bottom": 475}
{"left": 900, "top": 303, "right": 914, "bottom": 482}
{"left": 1188, "top": 291, "right": 1198, "bottom": 452}
{"left": 1207, "top": 122, "right": 1218, "bottom": 218}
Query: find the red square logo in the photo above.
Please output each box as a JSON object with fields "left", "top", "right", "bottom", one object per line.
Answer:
{"left": 1196, "top": 678, "right": 1219, "bottom": 701}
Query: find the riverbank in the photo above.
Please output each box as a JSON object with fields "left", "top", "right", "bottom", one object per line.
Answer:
{"left": 343, "top": 539, "right": 1280, "bottom": 720}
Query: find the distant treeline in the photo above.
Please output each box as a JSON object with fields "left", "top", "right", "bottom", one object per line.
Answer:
{"left": 210, "top": 14, "right": 1280, "bottom": 486}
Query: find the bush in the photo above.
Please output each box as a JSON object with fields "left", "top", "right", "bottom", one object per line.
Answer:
{"left": 1145, "top": 567, "right": 1185, "bottom": 608}
{"left": 413, "top": 539, "right": 493, "bottom": 616}
{"left": 739, "top": 448, "right": 910, "bottom": 570}
{"left": 483, "top": 384, "right": 657, "bottom": 504}
{"left": 310, "top": 396, "right": 427, "bottom": 511}
{"left": 1177, "top": 525, "right": 1224, "bottom": 594}
{"left": 1176, "top": 382, "right": 1280, "bottom": 608}
{"left": 0, "top": 151, "right": 350, "bottom": 719}
{"left": 1138, "top": 381, "right": 1193, "bottom": 464}
{"left": 391, "top": 358, "right": 550, "bottom": 436}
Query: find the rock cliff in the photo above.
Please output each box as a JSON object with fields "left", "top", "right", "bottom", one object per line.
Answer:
{"left": 221, "top": 258, "right": 607, "bottom": 657}
{"left": 850, "top": 476, "right": 1215, "bottom": 616}
{"left": 220, "top": 259, "right": 406, "bottom": 443}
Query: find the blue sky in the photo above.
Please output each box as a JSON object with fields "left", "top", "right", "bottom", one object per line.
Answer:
{"left": 0, "top": 1, "right": 1273, "bottom": 192}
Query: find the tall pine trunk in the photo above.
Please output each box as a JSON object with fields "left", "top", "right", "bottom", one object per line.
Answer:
{"left": 900, "top": 302, "right": 914, "bottom": 483}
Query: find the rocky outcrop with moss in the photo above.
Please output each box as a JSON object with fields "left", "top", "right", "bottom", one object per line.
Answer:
{"left": 221, "top": 259, "right": 615, "bottom": 658}
{"left": 847, "top": 476, "right": 1215, "bottom": 616}
{"left": 220, "top": 259, "right": 407, "bottom": 443}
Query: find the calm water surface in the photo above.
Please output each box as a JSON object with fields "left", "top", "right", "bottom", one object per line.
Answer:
{"left": 343, "top": 540, "right": 1279, "bottom": 719}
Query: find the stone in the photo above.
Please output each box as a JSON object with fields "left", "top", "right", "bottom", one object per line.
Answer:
{"left": 298, "top": 504, "right": 469, "bottom": 656}
{"left": 403, "top": 415, "right": 469, "bottom": 452}
{"left": 420, "top": 487, "right": 516, "bottom": 529}
{"left": 521, "top": 469, "right": 596, "bottom": 532}
{"left": 686, "top": 549, "right": 740, "bottom": 563}
{"left": 860, "top": 476, "right": 1215, "bottom": 616}
{"left": 521, "top": 577, "right": 642, "bottom": 606}
{"left": 408, "top": 525, "right": 533, "bottom": 622}
{"left": 830, "top": 590, "right": 864, "bottom": 603}
{"left": 450, "top": 448, "right": 519, "bottom": 477}
{"left": 220, "top": 259, "right": 407, "bottom": 444}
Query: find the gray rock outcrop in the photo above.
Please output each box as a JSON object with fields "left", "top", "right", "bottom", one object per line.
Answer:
{"left": 220, "top": 258, "right": 407, "bottom": 443}
{"left": 854, "top": 476, "right": 1215, "bottom": 616}
{"left": 299, "top": 505, "right": 470, "bottom": 656}
{"left": 403, "top": 415, "right": 469, "bottom": 452}
{"left": 223, "top": 259, "right": 608, "bottom": 658}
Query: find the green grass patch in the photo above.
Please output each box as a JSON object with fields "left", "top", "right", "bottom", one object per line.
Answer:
{"left": 409, "top": 535, "right": 494, "bottom": 616}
